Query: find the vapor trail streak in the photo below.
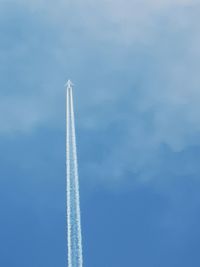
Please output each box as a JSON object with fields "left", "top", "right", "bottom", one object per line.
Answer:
{"left": 66, "top": 87, "right": 72, "bottom": 267}
{"left": 66, "top": 83, "right": 83, "bottom": 267}
{"left": 70, "top": 87, "right": 83, "bottom": 266}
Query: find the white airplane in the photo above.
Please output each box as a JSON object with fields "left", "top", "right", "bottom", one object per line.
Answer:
{"left": 65, "top": 80, "right": 74, "bottom": 88}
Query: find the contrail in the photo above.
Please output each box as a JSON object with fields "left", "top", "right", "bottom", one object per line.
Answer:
{"left": 66, "top": 80, "right": 83, "bottom": 267}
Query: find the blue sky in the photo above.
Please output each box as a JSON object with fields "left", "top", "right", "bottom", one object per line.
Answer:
{"left": 1, "top": 0, "right": 200, "bottom": 266}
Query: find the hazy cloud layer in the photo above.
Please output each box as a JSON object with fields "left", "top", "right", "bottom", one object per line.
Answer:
{"left": 1, "top": 0, "right": 200, "bottom": 183}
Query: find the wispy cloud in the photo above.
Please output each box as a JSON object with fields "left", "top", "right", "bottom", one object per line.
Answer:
{"left": 1, "top": 0, "right": 200, "bottom": 184}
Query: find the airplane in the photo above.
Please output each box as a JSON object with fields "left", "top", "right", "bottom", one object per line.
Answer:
{"left": 65, "top": 80, "right": 74, "bottom": 88}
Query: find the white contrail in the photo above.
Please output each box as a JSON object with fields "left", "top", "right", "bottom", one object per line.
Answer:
{"left": 70, "top": 86, "right": 83, "bottom": 266}
{"left": 66, "top": 80, "right": 83, "bottom": 267}
{"left": 66, "top": 85, "right": 72, "bottom": 267}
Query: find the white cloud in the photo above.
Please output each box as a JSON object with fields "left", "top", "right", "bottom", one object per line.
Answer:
{"left": 0, "top": 0, "right": 200, "bottom": 156}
